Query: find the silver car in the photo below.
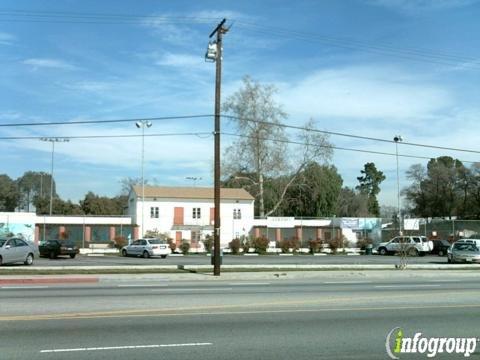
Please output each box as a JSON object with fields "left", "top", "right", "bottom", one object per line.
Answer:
{"left": 0, "top": 237, "right": 39, "bottom": 266}
{"left": 448, "top": 242, "right": 480, "bottom": 264}
{"left": 121, "top": 238, "right": 171, "bottom": 258}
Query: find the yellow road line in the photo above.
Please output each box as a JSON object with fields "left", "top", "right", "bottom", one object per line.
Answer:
{"left": 0, "top": 289, "right": 479, "bottom": 322}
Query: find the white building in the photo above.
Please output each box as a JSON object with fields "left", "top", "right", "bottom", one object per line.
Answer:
{"left": 127, "top": 186, "right": 255, "bottom": 247}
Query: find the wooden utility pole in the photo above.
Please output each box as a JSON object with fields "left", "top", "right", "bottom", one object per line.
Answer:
{"left": 208, "top": 18, "right": 228, "bottom": 276}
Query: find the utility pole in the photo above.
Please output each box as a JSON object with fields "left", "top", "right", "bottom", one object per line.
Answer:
{"left": 206, "top": 18, "right": 228, "bottom": 276}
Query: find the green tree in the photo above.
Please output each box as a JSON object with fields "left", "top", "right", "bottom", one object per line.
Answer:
{"left": 80, "top": 192, "right": 125, "bottom": 215}
{"left": 356, "top": 163, "right": 386, "bottom": 217}
{"left": 335, "top": 187, "right": 370, "bottom": 217}
{"left": 282, "top": 162, "right": 343, "bottom": 217}
{"left": 16, "top": 171, "right": 54, "bottom": 212}
{"left": 0, "top": 174, "right": 20, "bottom": 211}
{"left": 403, "top": 157, "right": 472, "bottom": 218}
{"left": 35, "top": 197, "right": 83, "bottom": 215}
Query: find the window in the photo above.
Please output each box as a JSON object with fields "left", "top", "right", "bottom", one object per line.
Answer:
{"left": 233, "top": 209, "right": 242, "bottom": 219}
{"left": 150, "top": 207, "right": 159, "bottom": 218}
{"left": 193, "top": 208, "right": 201, "bottom": 219}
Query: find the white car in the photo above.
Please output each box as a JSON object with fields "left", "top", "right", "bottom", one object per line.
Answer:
{"left": 447, "top": 239, "right": 480, "bottom": 263}
{"left": 376, "top": 236, "right": 433, "bottom": 256}
{"left": 0, "top": 237, "right": 39, "bottom": 266}
{"left": 447, "top": 241, "right": 480, "bottom": 264}
{"left": 121, "top": 238, "right": 171, "bottom": 258}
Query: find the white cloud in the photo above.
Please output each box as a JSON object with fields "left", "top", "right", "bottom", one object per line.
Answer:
{"left": 155, "top": 52, "right": 205, "bottom": 68}
{"left": 22, "top": 58, "right": 77, "bottom": 71}
{"left": 0, "top": 32, "right": 15, "bottom": 45}
{"left": 278, "top": 65, "right": 451, "bottom": 120}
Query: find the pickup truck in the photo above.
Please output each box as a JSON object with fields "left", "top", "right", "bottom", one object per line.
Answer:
{"left": 376, "top": 236, "right": 433, "bottom": 256}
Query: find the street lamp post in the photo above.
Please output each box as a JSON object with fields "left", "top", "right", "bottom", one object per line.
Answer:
{"left": 136, "top": 120, "right": 152, "bottom": 238}
{"left": 40, "top": 137, "right": 69, "bottom": 215}
{"left": 394, "top": 135, "right": 403, "bottom": 235}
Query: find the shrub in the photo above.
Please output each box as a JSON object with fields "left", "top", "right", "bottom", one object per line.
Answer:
{"left": 356, "top": 237, "right": 372, "bottom": 250}
{"left": 241, "top": 236, "right": 252, "bottom": 253}
{"left": 180, "top": 241, "right": 190, "bottom": 255}
{"left": 229, "top": 238, "right": 241, "bottom": 255}
{"left": 252, "top": 236, "right": 269, "bottom": 254}
{"left": 309, "top": 239, "right": 323, "bottom": 254}
{"left": 203, "top": 235, "right": 213, "bottom": 253}
{"left": 277, "top": 238, "right": 300, "bottom": 253}
{"left": 328, "top": 237, "right": 343, "bottom": 254}
{"left": 167, "top": 238, "right": 176, "bottom": 252}
{"left": 113, "top": 236, "right": 127, "bottom": 249}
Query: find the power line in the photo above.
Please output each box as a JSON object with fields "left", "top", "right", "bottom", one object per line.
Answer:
{"left": 235, "top": 21, "right": 480, "bottom": 68}
{"left": 0, "top": 132, "right": 212, "bottom": 141}
{"left": 222, "top": 115, "right": 480, "bottom": 155}
{"left": 2, "top": 112, "right": 480, "bottom": 155}
{"left": 221, "top": 132, "right": 478, "bottom": 164}
{"left": 0, "top": 114, "right": 213, "bottom": 127}
{"left": 0, "top": 127, "right": 476, "bottom": 164}
{"left": 1, "top": 9, "right": 477, "bottom": 68}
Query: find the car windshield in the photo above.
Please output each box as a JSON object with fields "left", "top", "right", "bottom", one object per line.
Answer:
{"left": 147, "top": 239, "right": 166, "bottom": 244}
{"left": 0, "top": 239, "right": 6, "bottom": 247}
{"left": 455, "top": 243, "right": 478, "bottom": 252}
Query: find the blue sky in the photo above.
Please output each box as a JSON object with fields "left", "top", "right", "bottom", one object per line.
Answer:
{"left": 1, "top": 0, "right": 479, "bottom": 207}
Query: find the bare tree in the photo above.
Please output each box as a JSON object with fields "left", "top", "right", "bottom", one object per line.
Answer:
{"left": 223, "top": 76, "right": 332, "bottom": 217}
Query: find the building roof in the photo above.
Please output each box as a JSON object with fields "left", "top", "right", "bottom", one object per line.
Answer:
{"left": 131, "top": 186, "right": 254, "bottom": 201}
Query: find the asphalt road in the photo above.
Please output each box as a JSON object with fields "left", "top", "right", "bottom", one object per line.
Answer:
{"left": 27, "top": 253, "right": 450, "bottom": 267}
{"left": 1, "top": 273, "right": 479, "bottom": 359}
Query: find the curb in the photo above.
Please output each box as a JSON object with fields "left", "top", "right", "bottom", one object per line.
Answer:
{"left": 0, "top": 276, "right": 99, "bottom": 285}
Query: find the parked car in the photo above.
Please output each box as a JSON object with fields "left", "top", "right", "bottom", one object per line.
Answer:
{"left": 121, "top": 238, "right": 171, "bottom": 258}
{"left": 39, "top": 240, "right": 79, "bottom": 259}
{"left": 376, "top": 236, "right": 433, "bottom": 256}
{"left": 0, "top": 237, "right": 39, "bottom": 266}
{"left": 431, "top": 239, "right": 451, "bottom": 256}
{"left": 447, "top": 241, "right": 480, "bottom": 264}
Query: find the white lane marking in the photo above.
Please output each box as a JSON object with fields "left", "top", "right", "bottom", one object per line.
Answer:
{"left": 323, "top": 281, "right": 372, "bottom": 284}
{"left": 228, "top": 282, "right": 271, "bottom": 286}
{"left": 40, "top": 342, "right": 212, "bottom": 353}
{"left": 429, "top": 280, "right": 459, "bottom": 283}
{"left": 117, "top": 284, "right": 168, "bottom": 287}
{"left": 375, "top": 284, "right": 441, "bottom": 288}
{"left": 1, "top": 286, "right": 49, "bottom": 289}
{"left": 151, "top": 288, "right": 232, "bottom": 292}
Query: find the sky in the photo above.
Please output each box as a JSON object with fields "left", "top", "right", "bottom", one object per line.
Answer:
{"left": 1, "top": 0, "right": 479, "bottom": 208}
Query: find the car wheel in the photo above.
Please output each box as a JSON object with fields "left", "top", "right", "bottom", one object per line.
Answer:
{"left": 378, "top": 247, "right": 387, "bottom": 256}
{"left": 24, "top": 253, "right": 34, "bottom": 266}
{"left": 408, "top": 248, "right": 419, "bottom": 257}
{"left": 0, "top": 256, "right": 3, "bottom": 266}
{"left": 122, "top": 249, "right": 128, "bottom": 257}
{"left": 69, "top": 254, "right": 76, "bottom": 259}
{"left": 49, "top": 251, "right": 57, "bottom": 259}
{"left": 438, "top": 250, "right": 444, "bottom": 256}
{"left": 161, "top": 255, "right": 167, "bottom": 259}
{"left": 142, "top": 251, "right": 150, "bottom": 258}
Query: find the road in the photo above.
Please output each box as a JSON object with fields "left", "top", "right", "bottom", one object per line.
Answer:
{"left": 1, "top": 272, "right": 479, "bottom": 359}
{"left": 26, "top": 253, "right": 450, "bottom": 267}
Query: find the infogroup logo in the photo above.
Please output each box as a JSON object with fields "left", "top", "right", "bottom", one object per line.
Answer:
{"left": 385, "top": 327, "right": 478, "bottom": 359}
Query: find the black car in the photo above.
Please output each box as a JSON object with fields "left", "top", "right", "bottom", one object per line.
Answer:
{"left": 431, "top": 240, "right": 451, "bottom": 256}
{"left": 39, "top": 240, "right": 79, "bottom": 259}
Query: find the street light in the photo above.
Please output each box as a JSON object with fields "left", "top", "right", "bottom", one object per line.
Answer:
{"left": 185, "top": 176, "right": 202, "bottom": 187}
{"left": 394, "top": 135, "right": 403, "bottom": 235}
{"left": 136, "top": 120, "right": 152, "bottom": 237}
{"left": 40, "top": 137, "right": 70, "bottom": 215}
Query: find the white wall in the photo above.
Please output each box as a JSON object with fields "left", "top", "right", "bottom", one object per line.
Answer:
{"left": 134, "top": 198, "right": 254, "bottom": 246}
